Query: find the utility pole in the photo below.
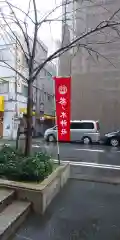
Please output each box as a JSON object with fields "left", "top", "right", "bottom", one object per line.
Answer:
{"left": 15, "top": 37, "right": 18, "bottom": 117}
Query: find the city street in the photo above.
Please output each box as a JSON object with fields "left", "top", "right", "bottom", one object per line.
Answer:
{"left": 1, "top": 139, "right": 120, "bottom": 166}
{"left": 3, "top": 139, "right": 120, "bottom": 239}
{"left": 1, "top": 138, "right": 120, "bottom": 183}
{"left": 2, "top": 139, "right": 120, "bottom": 183}
{"left": 41, "top": 142, "right": 120, "bottom": 166}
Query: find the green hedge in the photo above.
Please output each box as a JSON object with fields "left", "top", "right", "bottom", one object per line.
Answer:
{"left": 0, "top": 146, "right": 54, "bottom": 182}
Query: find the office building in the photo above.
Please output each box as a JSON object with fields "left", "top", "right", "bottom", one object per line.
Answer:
{"left": 60, "top": 0, "right": 120, "bottom": 133}
{"left": 0, "top": 35, "right": 56, "bottom": 138}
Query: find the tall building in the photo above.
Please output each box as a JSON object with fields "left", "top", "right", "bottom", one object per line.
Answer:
{"left": 60, "top": 0, "right": 120, "bottom": 133}
{"left": 0, "top": 35, "right": 56, "bottom": 139}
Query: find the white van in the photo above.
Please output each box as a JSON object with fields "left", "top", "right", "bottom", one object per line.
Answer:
{"left": 44, "top": 120, "right": 100, "bottom": 144}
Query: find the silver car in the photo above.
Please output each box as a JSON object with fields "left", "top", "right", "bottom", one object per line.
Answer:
{"left": 44, "top": 120, "right": 100, "bottom": 144}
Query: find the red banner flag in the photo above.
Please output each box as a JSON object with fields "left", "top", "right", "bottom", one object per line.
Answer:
{"left": 54, "top": 76, "right": 71, "bottom": 142}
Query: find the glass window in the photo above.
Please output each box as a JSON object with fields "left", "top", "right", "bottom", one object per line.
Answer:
{"left": 39, "top": 89, "right": 41, "bottom": 102}
{"left": 40, "top": 89, "right": 44, "bottom": 102}
{"left": 0, "top": 82, "right": 9, "bottom": 93}
{"left": 70, "top": 122, "right": 94, "bottom": 129}
{"left": 33, "top": 87, "right": 36, "bottom": 103}
{"left": 81, "top": 122, "right": 94, "bottom": 129}
{"left": 21, "top": 53, "right": 27, "bottom": 68}
{"left": 22, "top": 84, "right": 28, "bottom": 97}
{"left": 70, "top": 122, "right": 82, "bottom": 129}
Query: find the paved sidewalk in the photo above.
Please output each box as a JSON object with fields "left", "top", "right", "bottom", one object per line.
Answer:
{"left": 13, "top": 180, "right": 120, "bottom": 240}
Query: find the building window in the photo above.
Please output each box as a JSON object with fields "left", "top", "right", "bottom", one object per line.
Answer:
{"left": 0, "top": 82, "right": 9, "bottom": 93}
{"left": 33, "top": 87, "right": 36, "bottom": 103}
{"left": 39, "top": 89, "right": 44, "bottom": 102}
{"left": 22, "top": 84, "right": 28, "bottom": 97}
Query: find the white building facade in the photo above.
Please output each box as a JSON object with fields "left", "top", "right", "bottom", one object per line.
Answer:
{"left": 0, "top": 37, "right": 56, "bottom": 139}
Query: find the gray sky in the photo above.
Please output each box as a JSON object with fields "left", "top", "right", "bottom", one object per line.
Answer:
{"left": 37, "top": 0, "right": 62, "bottom": 53}
{"left": 9, "top": 0, "right": 62, "bottom": 52}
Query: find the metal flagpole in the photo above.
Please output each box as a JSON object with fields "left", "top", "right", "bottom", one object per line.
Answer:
{"left": 53, "top": 79, "right": 60, "bottom": 165}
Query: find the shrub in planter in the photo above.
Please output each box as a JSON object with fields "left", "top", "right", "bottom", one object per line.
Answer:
{"left": 0, "top": 146, "right": 53, "bottom": 182}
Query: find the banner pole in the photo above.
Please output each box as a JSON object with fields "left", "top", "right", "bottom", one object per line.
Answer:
{"left": 53, "top": 80, "right": 60, "bottom": 165}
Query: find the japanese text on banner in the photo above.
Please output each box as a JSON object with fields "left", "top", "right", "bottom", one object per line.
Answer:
{"left": 54, "top": 77, "right": 71, "bottom": 142}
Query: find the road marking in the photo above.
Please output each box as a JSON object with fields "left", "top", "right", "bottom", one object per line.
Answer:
{"left": 32, "top": 144, "right": 40, "bottom": 148}
{"left": 70, "top": 162, "right": 120, "bottom": 170}
{"left": 53, "top": 159, "right": 120, "bottom": 170}
{"left": 75, "top": 148, "right": 105, "bottom": 153}
{"left": 15, "top": 234, "right": 32, "bottom": 240}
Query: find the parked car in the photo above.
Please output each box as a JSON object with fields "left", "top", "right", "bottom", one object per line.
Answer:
{"left": 101, "top": 130, "right": 120, "bottom": 147}
{"left": 44, "top": 120, "right": 100, "bottom": 144}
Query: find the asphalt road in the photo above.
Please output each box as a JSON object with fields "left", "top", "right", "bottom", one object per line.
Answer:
{"left": 1, "top": 139, "right": 120, "bottom": 166}
{"left": 13, "top": 180, "right": 120, "bottom": 240}
{"left": 41, "top": 142, "right": 120, "bottom": 166}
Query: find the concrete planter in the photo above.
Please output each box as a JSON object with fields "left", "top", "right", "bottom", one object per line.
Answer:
{"left": 0, "top": 163, "right": 70, "bottom": 214}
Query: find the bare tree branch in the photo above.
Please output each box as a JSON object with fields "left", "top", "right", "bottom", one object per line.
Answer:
{"left": 38, "top": 0, "right": 72, "bottom": 26}
{"left": 24, "top": 0, "right": 32, "bottom": 23}
{"left": 29, "top": 0, "right": 38, "bottom": 77}
{"left": 0, "top": 59, "right": 27, "bottom": 81}
{"left": 0, "top": 0, "right": 34, "bottom": 23}
{"left": 32, "top": 20, "right": 120, "bottom": 80}
{"left": 0, "top": 13, "right": 29, "bottom": 64}
{"left": 5, "top": 0, "right": 31, "bottom": 57}
{"left": 79, "top": 43, "right": 117, "bottom": 68}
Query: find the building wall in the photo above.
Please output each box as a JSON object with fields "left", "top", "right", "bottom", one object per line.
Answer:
{"left": 33, "top": 64, "right": 55, "bottom": 115}
{"left": 33, "top": 61, "right": 56, "bottom": 134}
{"left": 33, "top": 40, "right": 55, "bottom": 114}
{"left": 71, "top": 71, "right": 120, "bottom": 133}
{"left": 60, "top": 0, "right": 120, "bottom": 133}
{"left": 0, "top": 35, "right": 56, "bottom": 138}
{"left": 0, "top": 79, "right": 27, "bottom": 139}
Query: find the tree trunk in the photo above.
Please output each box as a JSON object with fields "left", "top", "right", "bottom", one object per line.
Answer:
{"left": 25, "top": 80, "right": 33, "bottom": 156}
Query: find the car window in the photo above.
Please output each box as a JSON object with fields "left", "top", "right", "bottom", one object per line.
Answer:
{"left": 70, "top": 122, "right": 94, "bottom": 130}
{"left": 70, "top": 122, "right": 82, "bottom": 129}
{"left": 80, "top": 122, "right": 94, "bottom": 129}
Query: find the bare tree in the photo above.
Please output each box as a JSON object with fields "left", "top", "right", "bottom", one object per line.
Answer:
{"left": 0, "top": 0, "right": 120, "bottom": 155}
